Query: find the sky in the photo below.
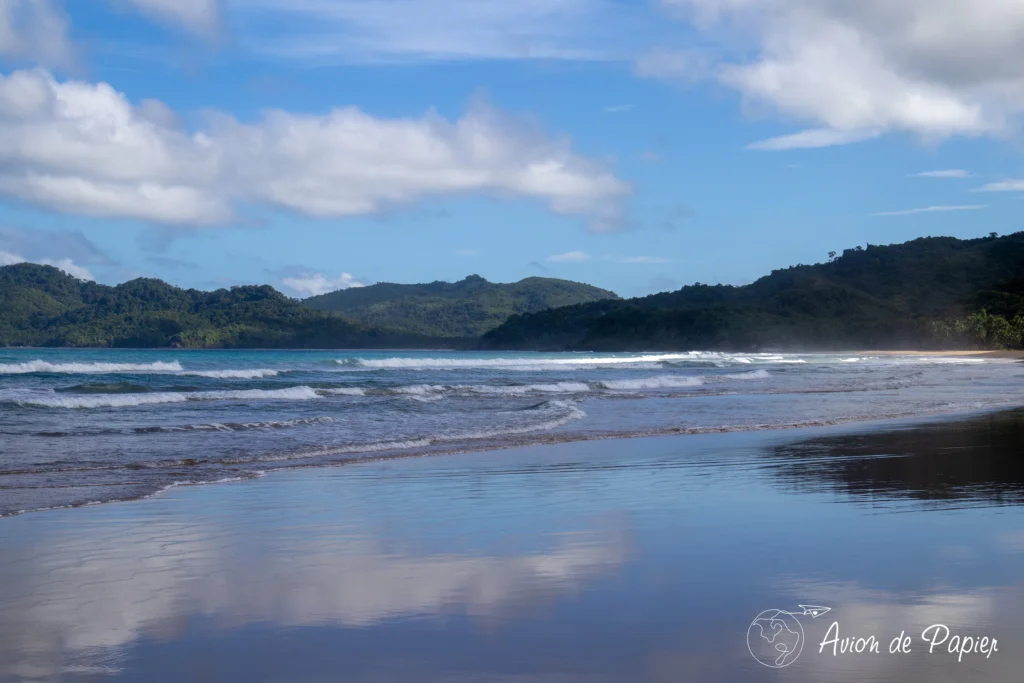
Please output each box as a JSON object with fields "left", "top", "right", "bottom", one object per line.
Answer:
{"left": 0, "top": 0, "right": 1022, "bottom": 299}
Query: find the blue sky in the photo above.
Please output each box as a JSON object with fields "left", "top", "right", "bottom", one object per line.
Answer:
{"left": 0, "top": 0, "right": 1023, "bottom": 298}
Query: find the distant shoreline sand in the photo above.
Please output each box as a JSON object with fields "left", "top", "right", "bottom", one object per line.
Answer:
{"left": 856, "top": 350, "right": 1024, "bottom": 358}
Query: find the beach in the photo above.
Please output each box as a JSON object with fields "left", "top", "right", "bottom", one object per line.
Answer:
{"left": 2, "top": 409, "right": 1024, "bottom": 682}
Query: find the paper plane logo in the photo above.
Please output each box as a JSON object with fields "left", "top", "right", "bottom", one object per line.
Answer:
{"left": 747, "top": 605, "right": 832, "bottom": 668}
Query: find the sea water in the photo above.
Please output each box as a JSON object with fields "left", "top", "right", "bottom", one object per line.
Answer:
{"left": 2, "top": 348, "right": 1023, "bottom": 516}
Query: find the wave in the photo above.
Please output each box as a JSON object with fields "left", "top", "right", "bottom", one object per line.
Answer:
{"left": 147, "top": 416, "right": 337, "bottom": 433}
{"left": 0, "top": 360, "right": 183, "bottom": 374}
{"left": 597, "top": 376, "right": 704, "bottom": 390}
{"left": 57, "top": 382, "right": 152, "bottom": 394}
{"left": 334, "top": 352, "right": 802, "bottom": 372}
{"left": 0, "top": 359, "right": 280, "bottom": 379}
{"left": 16, "top": 386, "right": 324, "bottom": 409}
{"left": 182, "top": 369, "right": 279, "bottom": 379}
{"left": 320, "top": 387, "right": 367, "bottom": 396}
{"left": 722, "top": 369, "right": 772, "bottom": 380}
{"left": 309, "top": 400, "right": 588, "bottom": 457}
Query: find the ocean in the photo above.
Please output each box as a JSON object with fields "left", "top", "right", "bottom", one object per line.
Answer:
{"left": 2, "top": 348, "right": 1023, "bottom": 516}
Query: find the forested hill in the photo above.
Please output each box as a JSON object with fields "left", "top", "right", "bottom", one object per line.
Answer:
{"left": 303, "top": 274, "right": 619, "bottom": 337}
{"left": 0, "top": 264, "right": 442, "bottom": 348}
{"left": 480, "top": 233, "right": 1024, "bottom": 351}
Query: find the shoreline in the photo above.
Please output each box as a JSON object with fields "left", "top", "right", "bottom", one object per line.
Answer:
{"left": 4, "top": 403, "right": 1020, "bottom": 520}
{"left": 855, "top": 349, "right": 1024, "bottom": 358}
{"left": 4, "top": 393, "right": 1021, "bottom": 682}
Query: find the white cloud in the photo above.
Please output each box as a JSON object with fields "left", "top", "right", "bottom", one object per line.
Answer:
{"left": 230, "top": 0, "right": 644, "bottom": 63}
{"left": 748, "top": 128, "right": 881, "bottom": 151}
{"left": 281, "top": 272, "right": 365, "bottom": 298}
{"left": 0, "top": 69, "right": 628, "bottom": 230}
{"left": 652, "top": 0, "right": 1024, "bottom": 148}
{"left": 979, "top": 179, "right": 1024, "bottom": 192}
{"left": 0, "top": 249, "right": 95, "bottom": 280}
{"left": 621, "top": 256, "right": 672, "bottom": 264}
{"left": 916, "top": 169, "right": 970, "bottom": 178}
{"left": 125, "top": 0, "right": 220, "bottom": 35}
{"left": 872, "top": 204, "right": 987, "bottom": 217}
{"left": 0, "top": 0, "right": 73, "bottom": 67}
{"left": 604, "top": 104, "right": 633, "bottom": 113}
{"left": 547, "top": 250, "right": 591, "bottom": 262}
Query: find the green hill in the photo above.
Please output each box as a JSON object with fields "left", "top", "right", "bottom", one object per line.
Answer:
{"left": 302, "top": 274, "right": 619, "bottom": 338}
{"left": 0, "top": 264, "right": 441, "bottom": 348}
{"left": 480, "top": 233, "right": 1024, "bottom": 351}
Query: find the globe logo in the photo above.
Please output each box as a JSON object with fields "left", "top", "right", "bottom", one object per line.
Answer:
{"left": 747, "top": 605, "right": 831, "bottom": 668}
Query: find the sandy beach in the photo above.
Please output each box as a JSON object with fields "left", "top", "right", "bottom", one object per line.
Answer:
{"left": 2, "top": 410, "right": 1023, "bottom": 682}
{"left": 856, "top": 350, "right": 1024, "bottom": 358}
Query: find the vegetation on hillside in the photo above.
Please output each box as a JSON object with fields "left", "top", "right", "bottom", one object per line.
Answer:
{"left": 0, "top": 264, "right": 442, "bottom": 348}
{"left": 303, "top": 274, "right": 619, "bottom": 337}
{"left": 481, "top": 233, "right": 1024, "bottom": 351}
{"left": 6, "top": 232, "right": 1024, "bottom": 351}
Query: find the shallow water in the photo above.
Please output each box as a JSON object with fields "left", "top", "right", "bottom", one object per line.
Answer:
{"left": 1, "top": 411, "right": 1023, "bottom": 682}
{"left": 3, "top": 349, "right": 1024, "bottom": 516}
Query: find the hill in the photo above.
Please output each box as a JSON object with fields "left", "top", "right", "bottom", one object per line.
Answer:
{"left": 480, "top": 233, "right": 1024, "bottom": 351}
{"left": 302, "top": 274, "right": 619, "bottom": 337}
{"left": 0, "top": 264, "right": 442, "bottom": 348}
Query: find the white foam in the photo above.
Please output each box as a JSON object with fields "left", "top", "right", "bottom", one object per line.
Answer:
{"left": 0, "top": 360, "right": 284, "bottom": 379}
{"left": 339, "top": 353, "right": 738, "bottom": 371}
{"left": 316, "top": 401, "right": 587, "bottom": 456}
{"left": 598, "top": 376, "right": 704, "bottom": 390}
{"left": 0, "top": 360, "right": 183, "bottom": 374}
{"left": 320, "top": 387, "right": 367, "bottom": 396}
{"left": 722, "top": 369, "right": 772, "bottom": 380}
{"left": 464, "top": 382, "right": 592, "bottom": 395}
{"left": 18, "top": 386, "right": 323, "bottom": 409}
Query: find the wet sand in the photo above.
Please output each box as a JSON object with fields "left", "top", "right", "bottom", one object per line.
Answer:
{"left": 856, "top": 349, "right": 1024, "bottom": 358}
{"left": 2, "top": 411, "right": 1024, "bottom": 682}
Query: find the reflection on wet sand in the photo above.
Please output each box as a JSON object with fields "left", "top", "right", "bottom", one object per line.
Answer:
{"left": 766, "top": 409, "right": 1024, "bottom": 506}
{"left": 0, "top": 515, "right": 627, "bottom": 680}
{"left": 1, "top": 411, "right": 1024, "bottom": 682}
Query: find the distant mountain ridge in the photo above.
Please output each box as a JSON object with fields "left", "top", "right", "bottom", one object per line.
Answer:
{"left": 0, "top": 264, "right": 438, "bottom": 348}
{"left": 302, "top": 274, "right": 619, "bottom": 338}
{"left": 481, "top": 233, "right": 1024, "bottom": 351}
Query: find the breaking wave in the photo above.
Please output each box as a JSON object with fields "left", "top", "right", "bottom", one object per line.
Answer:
{"left": 334, "top": 352, "right": 799, "bottom": 371}
{"left": 16, "top": 386, "right": 324, "bottom": 409}
{"left": 0, "top": 360, "right": 184, "bottom": 374}
{"left": 0, "top": 359, "right": 278, "bottom": 379}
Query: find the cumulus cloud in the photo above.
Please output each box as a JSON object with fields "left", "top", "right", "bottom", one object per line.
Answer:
{"left": 872, "top": 204, "right": 987, "bottom": 217}
{"left": 0, "top": 69, "right": 627, "bottom": 230}
{"left": 547, "top": 250, "right": 590, "bottom": 262}
{"left": 0, "top": 225, "right": 113, "bottom": 265}
{"left": 651, "top": 0, "right": 1024, "bottom": 149}
{"left": 0, "top": 0, "right": 73, "bottom": 67}
{"left": 0, "top": 249, "right": 95, "bottom": 279}
{"left": 0, "top": 225, "right": 112, "bottom": 280}
{"left": 280, "top": 272, "right": 365, "bottom": 298}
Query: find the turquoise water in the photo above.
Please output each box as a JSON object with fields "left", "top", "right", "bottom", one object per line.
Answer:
{"left": 3, "top": 348, "right": 1024, "bottom": 515}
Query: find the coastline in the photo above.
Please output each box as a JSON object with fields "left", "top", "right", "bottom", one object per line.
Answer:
{"left": 855, "top": 349, "right": 1024, "bottom": 358}
{"left": 3, "top": 402, "right": 1019, "bottom": 519}
{"left": 2, "top": 409, "right": 1023, "bottom": 681}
